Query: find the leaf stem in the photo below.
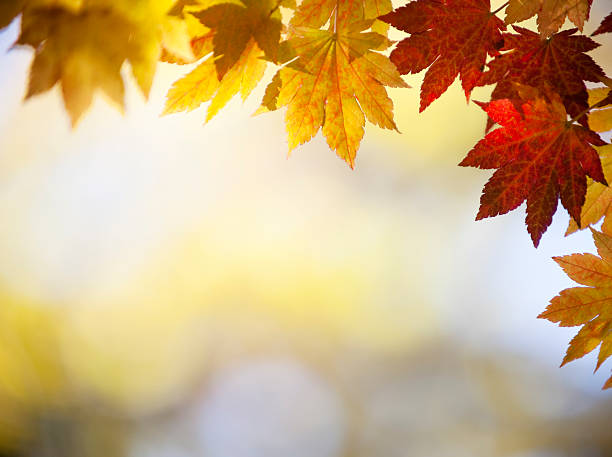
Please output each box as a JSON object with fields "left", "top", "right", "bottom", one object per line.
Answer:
{"left": 491, "top": 1, "right": 509, "bottom": 16}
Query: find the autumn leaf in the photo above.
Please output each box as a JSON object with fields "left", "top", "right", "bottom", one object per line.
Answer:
{"left": 19, "top": 8, "right": 135, "bottom": 125}
{"left": 192, "top": 0, "right": 283, "bottom": 78}
{"left": 460, "top": 87, "right": 607, "bottom": 247}
{"left": 480, "top": 26, "right": 605, "bottom": 129}
{"left": 259, "top": 0, "right": 407, "bottom": 167}
{"left": 164, "top": 37, "right": 267, "bottom": 120}
{"left": 539, "top": 227, "right": 612, "bottom": 389}
{"left": 380, "top": 0, "right": 505, "bottom": 112}
{"left": 17, "top": 1, "right": 191, "bottom": 125}
{"left": 163, "top": 0, "right": 289, "bottom": 123}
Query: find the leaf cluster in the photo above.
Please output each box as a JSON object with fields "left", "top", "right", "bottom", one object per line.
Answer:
{"left": 1, "top": 0, "right": 612, "bottom": 389}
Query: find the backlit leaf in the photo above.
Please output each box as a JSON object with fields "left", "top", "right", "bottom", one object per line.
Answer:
{"left": 192, "top": 0, "right": 283, "bottom": 78}
{"left": 540, "top": 227, "right": 612, "bottom": 389}
{"left": 262, "top": 0, "right": 407, "bottom": 167}
{"left": 164, "top": 38, "right": 266, "bottom": 120}
{"left": 460, "top": 88, "right": 607, "bottom": 247}
{"left": 17, "top": 1, "right": 188, "bottom": 125}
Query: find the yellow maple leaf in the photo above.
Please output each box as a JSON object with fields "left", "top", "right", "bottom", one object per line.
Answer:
{"left": 261, "top": 0, "right": 407, "bottom": 167}
{"left": 17, "top": 1, "right": 191, "bottom": 125}
{"left": 539, "top": 227, "right": 612, "bottom": 389}
{"left": 164, "top": 38, "right": 266, "bottom": 120}
{"left": 192, "top": 0, "right": 283, "bottom": 78}
{"left": 19, "top": 9, "right": 132, "bottom": 125}
{"left": 163, "top": 0, "right": 284, "bottom": 121}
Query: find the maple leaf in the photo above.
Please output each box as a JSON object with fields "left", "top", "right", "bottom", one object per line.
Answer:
{"left": 17, "top": 1, "right": 192, "bottom": 125}
{"left": 192, "top": 0, "right": 283, "bottom": 79}
{"left": 163, "top": 0, "right": 289, "bottom": 122}
{"left": 19, "top": 8, "right": 136, "bottom": 125}
{"left": 505, "top": 0, "right": 593, "bottom": 37}
{"left": 380, "top": 0, "right": 505, "bottom": 112}
{"left": 539, "top": 227, "right": 612, "bottom": 389}
{"left": 480, "top": 26, "right": 605, "bottom": 129}
{"left": 536, "top": 0, "right": 592, "bottom": 36}
{"left": 164, "top": 37, "right": 266, "bottom": 120}
{"left": 459, "top": 87, "right": 607, "bottom": 247}
{"left": 259, "top": 0, "right": 407, "bottom": 167}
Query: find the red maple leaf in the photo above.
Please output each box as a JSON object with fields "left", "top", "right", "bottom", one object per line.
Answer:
{"left": 479, "top": 26, "right": 605, "bottom": 129}
{"left": 380, "top": 0, "right": 505, "bottom": 112}
{"left": 460, "top": 88, "right": 607, "bottom": 247}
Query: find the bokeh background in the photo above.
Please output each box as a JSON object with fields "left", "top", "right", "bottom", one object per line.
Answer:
{"left": 0, "top": 2, "right": 611, "bottom": 456}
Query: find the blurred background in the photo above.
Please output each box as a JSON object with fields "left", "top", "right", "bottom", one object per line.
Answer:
{"left": 0, "top": 2, "right": 611, "bottom": 456}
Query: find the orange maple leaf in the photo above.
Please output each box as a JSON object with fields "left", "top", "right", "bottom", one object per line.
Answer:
{"left": 539, "top": 227, "right": 612, "bottom": 390}
{"left": 259, "top": 0, "right": 407, "bottom": 167}
{"left": 18, "top": 8, "right": 162, "bottom": 125}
